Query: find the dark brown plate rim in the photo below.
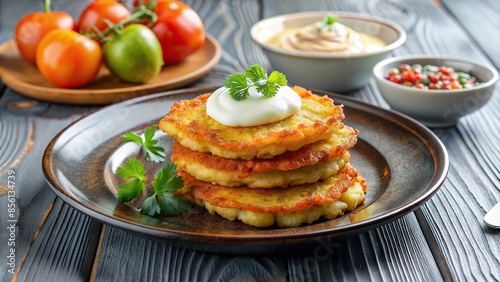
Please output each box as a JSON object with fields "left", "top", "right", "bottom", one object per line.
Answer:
{"left": 42, "top": 86, "right": 449, "bottom": 253}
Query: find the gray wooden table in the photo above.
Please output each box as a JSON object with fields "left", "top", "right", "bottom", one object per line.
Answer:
{"left": 1, "top": 0, "right": 499, "bottom": 281}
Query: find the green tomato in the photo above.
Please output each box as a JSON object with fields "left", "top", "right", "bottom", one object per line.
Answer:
{"left": 103, "top": 24, "right": 163, "bottom": 83}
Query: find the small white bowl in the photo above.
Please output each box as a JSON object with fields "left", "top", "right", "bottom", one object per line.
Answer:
{"left": 251, "top": 11, "right": 406, "bottom": 93}
{"left": 373, "top": 55, "right": 498, "bottom": 127}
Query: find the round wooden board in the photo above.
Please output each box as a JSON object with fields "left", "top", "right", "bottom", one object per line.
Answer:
{"left": 0, "top": 35, "right": 221, "bottom": 105}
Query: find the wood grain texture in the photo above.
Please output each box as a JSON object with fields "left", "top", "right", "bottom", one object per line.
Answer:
{"left": 13, "top": 198, "right": 102, "bottom": 282}
{"left": 286, "top": 214, "right": 442, "bottom": 282}
{"left": 93, "top": 226, "right": 286, "bottom": 282}
{"left": 0, "top": 89, "right": 100, "bottom": 281}
{"left": 0, "top": 103, "right": 33, "bottom": 185}
{"left": 419, "top": 126, "right": 500, "bottom": 281}
{"left": 440, "top": 0, "right": 500, "bottom": 69}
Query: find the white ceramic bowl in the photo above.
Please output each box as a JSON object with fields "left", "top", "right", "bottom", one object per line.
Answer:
{"left": 373, "top": 55, "right": 498, "bottom": 127}
{"left": 250, "top": 12, "right": 406, "bottom": 93}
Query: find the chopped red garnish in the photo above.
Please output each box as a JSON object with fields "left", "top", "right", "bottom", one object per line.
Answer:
{"left": 385, "top": 63, "right": 481, "bottom": 90}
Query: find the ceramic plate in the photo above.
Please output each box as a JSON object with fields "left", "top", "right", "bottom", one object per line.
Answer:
{"left": 0, "top": 36, "right": 221, "bottom": 105}
{"left": 42, "top": 86, "right": 449, "bottom": 254}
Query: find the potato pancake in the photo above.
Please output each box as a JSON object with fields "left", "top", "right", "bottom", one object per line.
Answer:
{"left": 176, "top": 152, "right": 349, "bottom": 188}
{"left": 171, "top": 123, "right": 357, "bottom": 174}
{"left": 170, "top": 123, "right": 358, "bottom": 187}
{"left": 176, "top": 163, "right": 359, "bottom": 213}
{"left": 159, "top": 86, "right": 345, "bottom": 160}
{"left": 175, "top": 166, "right": 366, "bottom": 228}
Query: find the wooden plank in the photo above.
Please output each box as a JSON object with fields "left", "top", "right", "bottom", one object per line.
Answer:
{"left": 0, "top": 184, "right": 56, "bottom": 282}
{"left": 0, "top": 88, "right": 101, "bottom": 281}
{"left": 93, "top": 226, "right": 286, "bottom": 281}
{"left": 13, "top": 198, "right": 102, "bottom": 282}
{"left": 418, "top": 127, "right": 500, "bottom": 281}
{"left": 0, "top": 0, "right": 104, "bottom": 271}
{"left": 287, "top": 215, "right": 443, "bottom": 281}
{"left": 186, "top": 0, "right": 262, "bottom": 73}
{"left": 0, "top": 89, "right": 96, "bottom": 203}
{"left": 440, "top": 0, "right": 500, "bottom": 69}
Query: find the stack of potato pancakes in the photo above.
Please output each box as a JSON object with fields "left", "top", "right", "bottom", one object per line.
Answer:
{"left": 159, "top": 86, "right": 366, "bottom": 228}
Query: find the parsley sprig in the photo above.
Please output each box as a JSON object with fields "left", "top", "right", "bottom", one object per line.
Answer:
{"left": 317, "top": 15, "right": 339, "bottom": 31}
{"left": 223, "top": 64, "right": 287, "bottom": 101}
{"left": 140, "top": 162, "right": 189, "bottom": 216}
{"left": 116, "top": 157, "right": 147, "bottom": 202}
{"left": 116, "top": 157, "right": 190, "bottom": 216}
{"left": 122, "top": 124, "right": 166, "bottom": 163}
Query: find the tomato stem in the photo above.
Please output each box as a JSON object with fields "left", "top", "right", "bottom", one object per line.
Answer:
{"left": 44, "top": 0, "right": 51, "bottom": 13}
{"left": 86, "top": 6, "right": 158, "bottom": 45}
{"left": 126, "top": 7, "right": 158, "bottom": 28}
{"left": 136, "top": 0, "right": 157, "bottom": 14}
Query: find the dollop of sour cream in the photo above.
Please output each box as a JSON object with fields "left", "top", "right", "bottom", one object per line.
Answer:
{"left": 206, "top": 86, "right": 302, "bottom": 127}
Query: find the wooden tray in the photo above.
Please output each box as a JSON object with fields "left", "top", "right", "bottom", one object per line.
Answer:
{"left": 0, "top": 35, "right": 221, "bottom": 105}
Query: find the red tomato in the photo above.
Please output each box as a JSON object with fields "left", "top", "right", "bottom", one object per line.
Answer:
{"left": 441, "top": 83, "right": 452, "bottom": 90}
{"left": 438, "top": 66, "right": 453, "bottom": 76}
{"left": 428, "top": 83, "right": 439, "bottom": 90}
{"left": 14, "top": 12, "right": 75, "bottom": 64}
{"left": 388, "top": 74, "right": 402, "bottom": 84}
{"left": 77, "top": 0, "right": 131, "bottom": 35}
{"left": 149, "top": 0, "right": 206, "bottom": 64}
{"left": 428, "top": 74, "right": 440, "bottom": 84}
{"left": 36, "top": 29, "right": 102, "bottom": 88}
{"left": 399, "top": 64, "right": 411, "bottom": 72}
{"left": 388, "top": 68, "right": 399, "bottom": 76}
{"left": 401, "top": 69, "right": 416, "bottom": 83}
{"left": 415, "top": 83, "right": 427, "bottom": 90}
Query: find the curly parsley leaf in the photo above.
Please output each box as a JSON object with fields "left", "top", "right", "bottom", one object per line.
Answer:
{"left": 122, "top": 124, "right": 166, "bottom": 163}
{"left": 223, "top": 64, "right": 287, "bottom": 101}
{"left": 139, "top": 162, "right": 190, "bottom": 216}
{"left": 116, "top": 157, "right": 147, "bottom": 202}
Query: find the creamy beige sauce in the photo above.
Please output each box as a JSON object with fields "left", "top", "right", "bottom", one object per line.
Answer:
{"left": 267, "top": 21, "right": 386, "bottom": 54}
